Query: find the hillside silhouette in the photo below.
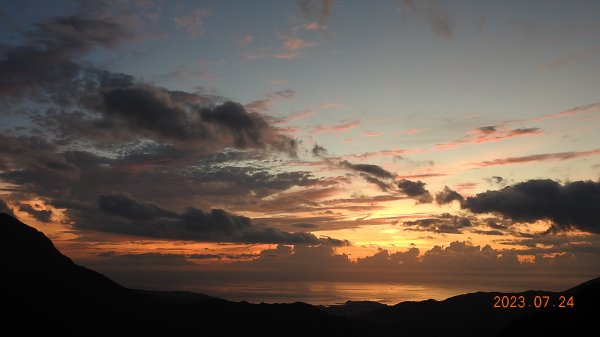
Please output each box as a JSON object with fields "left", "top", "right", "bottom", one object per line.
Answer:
{"left": 1, "top": 212, "right": 597, "bottom": 336}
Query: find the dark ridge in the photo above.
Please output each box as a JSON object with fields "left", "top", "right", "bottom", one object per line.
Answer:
{"left": 2, "top": 212, "right": 598, "bottom": 336}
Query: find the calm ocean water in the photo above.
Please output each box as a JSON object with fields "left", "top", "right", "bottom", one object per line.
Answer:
{"left": 190, "top": 281, "right": 476, "bottom": 305}
{"left": 185, "top": 274, "right": 592, "bottom": 305}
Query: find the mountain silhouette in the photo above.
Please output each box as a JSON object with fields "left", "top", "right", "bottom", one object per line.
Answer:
{"left": 1, "top": 212, "right": 598, "bottom": 336}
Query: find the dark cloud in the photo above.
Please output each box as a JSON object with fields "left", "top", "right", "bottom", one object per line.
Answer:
{"left": 477, "top": 126, "right": 496, "bottom": 133}
{"left": 0, "top": 132, "right": 323, "bottom": 225}
{"left": 397, "top": 179, "right": 433, "bottom": 203}
{"left": 0, "top": 199, "right": 14, "bottom": 216}
{"left": 403, "top": 0, "right": 454, "bottom": 38}
{"left": 362, "top": 175, "right": 392, "bottom": 192}
{"left": 292, "top": 223, "right": 318, "bottom": 229}
{"left": 484, "top": 176, "right": 507, "bottom": 187}
{"left": 341, "top": 161, "right": 394, "bottom": 179}
{"left": 1, "top": 10, "right": 297, "bottom": 155}
{"left": 199, "top": 101, "right": 296, "bottom": 153}
{"left": 94, "top": 252, "right": 194, "bottom": 266}
{"left": 509, "top": 127, "right": 540, "bottom": 135}
{"left": 0, "top": 15, "right": 135, "bottom": 100}
{"left": 435, "top": 186, "right": 464, "bottom": 205}
{"left": 338, "top": 160, "right": 395, "bottom": 191}
{"left": 403, "top": 213, "right": 472, "bottom": 234}
{"left": 81, "top": 239, "right": 600, "bottom": 290}
{"left": 17, "top": 203, "right": 53, "bottom": 223}
{"left": 62, "top": 192, "right": 348, "bottom": 246}
{"left": 0, "top": 7, "right": 311, "bottom": 237}
{"left": 311, "top": 144, "right": 327, "bottom": 157}
{"left": 188, "top": 253, "right": 258, "bottom": 260}
{"left": 52, "top": 84, "right": 297, "bottom": 155}
{"left": 463, "top": 179, "right": 600, "bottom": 234}
{"left": 471, "top": 229, "right": 505, "bottom": 236}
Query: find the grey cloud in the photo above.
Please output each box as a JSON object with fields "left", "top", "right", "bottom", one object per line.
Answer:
{"left": 311, "top": 144, "right": 327, "bottom": 157}
{"left": 188, "top": 253, "right": 258, "bottom": 260}
{"left": 0, "top": 133, "right": 319, "bottom": 222}
{"left": 362, "top": 175, "right": 392, "bottom": 192}
{"left": 341, "top": 161, "right": 394, "bottom": 179}
{"left": 397, "top": 179, "right": 433, "bottom": 203}
{"left": 477, "top": 126, "right": 496, "bottom": 133}
{"left": 65, "top": 192, "right": 348, "bottom": 246}
{"left": 463, "top": 179, "right": 600, "bottom": 234}
{"left": 509, "top": 127, "right": 540, "bottom": 135}
{"left": 94, "top": 252, "right": 194, "bottom": 266}
{"left": 17, "top": 203, "right": 53, "bottom": 223}
{"left": 403, "top": 0, "right": 454, "bottom": 38}
{"left": 435, "top": 186, "right": 464, "bottom": 205}
{"left": 484, "top": 176, "right": 507, "bottom": 187}
{"left": 2, "top": 11, "right": 297, "bottom": 156}
{"left": 0, "top": 15, "right": 135, "bottom": 100}
{"left": 60, "top": 85, "right": 297, "bottom": 155}
{"left": 403, "top": 213, "right": 472, "bottom": 234}
{"left": 82, "top": 239, "right": 600, "bottom": 289}
{"left": 292, "top": 223, "right": 318, "bottom": 229}
{"left": 339, "top": 160, "right": 395, "bottom": 191}
{"left": 0, "top": 199, "right": 14, "bottom": 216}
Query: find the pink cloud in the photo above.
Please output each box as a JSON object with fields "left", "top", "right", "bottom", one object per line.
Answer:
{"left": 282, "top": 35, "right": 318, "bottom": 51}
{"left": 312, "top": 120, "right": 360, "bottom": 133}
{"left": 454, "top": 182, "right": 478, "bottom": 192}
{"left": 245, "top": 90, "right": 297, "bottom": 113}
{"left": 362, "top": 131, "right": 384, "bottom": 137}
{"left": 272, "top": 51, "right": 299, "bottom": 59}
{"left": 274, "top": 110, "right": 314, "bottom": 124}
{"left": 303, "top": 22, "right": 322, "bottom": 30}
{"left": 273, "top": 101, "right": 347, "bottom": 125}
{"left": 238, "top": 33, "right": 253, "bottom": 48}
{"left": 394, "top": 128, "right": 425, "bottom": 136}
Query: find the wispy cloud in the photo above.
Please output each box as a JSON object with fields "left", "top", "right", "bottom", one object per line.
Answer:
{"left": 362, "top": 131, "right": 384, "bottom": 137}
{"left": 345, "top": 148, "right": 426, "bottom": 160}
{"left": 436, "top": 125, "right": 541, "bottom": 150}
{"left": 393, "top": 128, "right": 425, "bottom": 136}
{"left": 539, "top": 46, "right": 600, "bottom": 71}
{"left": 402, "top": 0, "right": 454, "bottom": 38}
{"left": 531, "top": 102, "right": 600, "bottom": 122}
{"left": 238, "top": 33, "right": 253, "bottom": 48}
{"left": 473, "top": 148, "right": 600, "bottom": 167}
{"left": 245, "top": 90, "right": 297, "bottom": 113}
{"left": 312, "top": 120, "right": 360, "bottom": 133}
{"left": 174, "top": 9, "right": 210, "bottom": 38}
{"left": 396, "top": 172, "right": 447, "bottom": 180}
{"left": 298, "top": 0, "right": 336, "bottom": 25}
{"left": 282, "top": 35, "right": 318, "bottom": 51}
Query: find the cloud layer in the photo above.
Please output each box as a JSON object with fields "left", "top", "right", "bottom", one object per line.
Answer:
{"left": 463, "top": 179, "right": 600, "bottom": 234}
{"left": 60, "top": 192, "right": 347, "bottom": 245}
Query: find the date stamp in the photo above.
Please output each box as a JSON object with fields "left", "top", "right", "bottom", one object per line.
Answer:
{"left": 493, "top": 295, "right": 574, "bottom": 309}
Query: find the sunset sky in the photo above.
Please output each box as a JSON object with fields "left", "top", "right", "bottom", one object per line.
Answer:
{"left": 1, "top": 0, "right": 599, "bottom": 303}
